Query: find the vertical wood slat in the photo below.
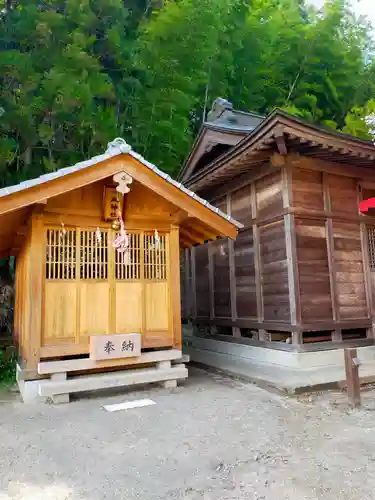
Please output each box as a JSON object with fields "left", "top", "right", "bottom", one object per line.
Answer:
{"left": 108, "top": 230, "right": 115, "bottom": 334}
{"left": 191, "top": 246, "right": 197, "bottom": 319}
{"left": 251, "top": 182, "right": 263, "bottom": 322}
{"left": 170, "top": 226, "right": 182, "bottom": 349}
{"left": 208, "top": 243, "right": 215, "bottom": 319}
{"left": 281, "top": 164, "right": 293, "bottom": 208}
{"left": 326, "top": 219, "right": 340, "bottom": 326}
{"left": 323, "top": 172, "right": 341, "bottom": 339}
{"left": 75, "top": 227, "right": 81, "bottom": 344}
{"left": 27, "top": 213, "right": 44, "bottom": 371}
{"left": 227, "top": 192, "right": 237, "bottom": 322}
{"left": 253, "top": 224, "right": 263, "bottom": 322}
{"left": 284, "top": 214, "right": 300, "bottom": 332}
{"left": 361, "top": 223, "right": 374, "bottom": 335}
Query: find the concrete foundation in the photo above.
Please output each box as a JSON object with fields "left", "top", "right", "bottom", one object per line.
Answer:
{"left": 183, "top": 334, "right": 375, "bottom": 392}
{"left": 16, "top": 365, "right": 47, "bottom": 404}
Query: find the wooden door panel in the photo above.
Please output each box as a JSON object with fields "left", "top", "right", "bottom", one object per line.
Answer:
{"left": 144, "top": 282, "right": 171, "bottom": 347}
{"left": 79, "top": 282, "right": 110, "bottom": 343}
{"left": 43, "top": 282, "right": 77, "bottom": 345}
{"left": 115, "top": 282, "right": 143, "bottom": 333}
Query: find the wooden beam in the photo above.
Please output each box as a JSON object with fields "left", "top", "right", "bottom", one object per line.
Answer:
{"left": 326, "top": 218, "right": 339, "bottom": 324}
{"left": 289, "top": 153, "right": 375, "bottom": 182}
{"left": 179, "top": 226, "right": 205, "bottom": 245}
{"left": 171, "top": 209, "right": 190, "bottom": 224}
{"left": 191, "top": 246, "right": 197, "bottom": 318}
{"left": 26, "top": 213, "right": 44, "bottom": 371}
{"left": 184, "top": 248, "right": 191, "bottom": 319}
{"left": 253, "top": 224, "right": 263, "bottom": 322}
{"left": 344, "top": 348, "right": 361, "bottom": 408}
{"left": 274, "top": 128, "right": 288, "bottom": 156}
{"left": 281, "top": 163, "right": 293, "bottom": 208}
{"left": 284, "top": 214, "right": 300, "bottom": 329}
{"left": 182, "top": 219, "right": 220, "bottom": 242}
{"left": 169, "top": 226, "right": 182, "bottom": 349}
{"left": 360, "top": 222, "right": 374, "bottom": 334}
{"left": 208, "top": 243, "right": 215, "bottom": 320}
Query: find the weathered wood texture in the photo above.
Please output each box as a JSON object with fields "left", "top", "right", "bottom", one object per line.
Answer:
{"left": 259, "top": 220, "right": 290, "bottom": 322}
{"left": 188, "top": 155, "right": 375, "bottom": 348}
{"left": 291, "top": 168, "right": 324, "bottom": 211}
{"left": 234, "top": 228, "right": 257, "bottom": 318}
{"left": 295, "top": 218, "right": 332, "bottom": 322}
{"left": 194, "top": 244, "right": 210, "bottom": 318}
{"left": 332, "top": 222, "right": 368, "bottom": 320}
{"left": 211, "top": 239, "right": 231, "bottom": 318}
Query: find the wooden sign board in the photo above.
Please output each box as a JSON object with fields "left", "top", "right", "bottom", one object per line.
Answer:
{"left": 90, "top": 333, "right": 141, "bottom": 361}
{"left": 103, "top": 186, "right": 123, "bottom": 221}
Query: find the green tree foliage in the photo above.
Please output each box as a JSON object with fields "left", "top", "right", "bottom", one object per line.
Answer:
{"left": 0, "top": 0, "right": 374, "bottom": 183}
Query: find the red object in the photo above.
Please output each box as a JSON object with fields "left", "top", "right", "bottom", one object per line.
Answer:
{"left": 360, "top": 197, "right": 375, "bottom": 213}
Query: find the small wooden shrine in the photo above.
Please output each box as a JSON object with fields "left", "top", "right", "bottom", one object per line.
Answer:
{"left": 0, "top": 138, "right": 240, "bottom": 403}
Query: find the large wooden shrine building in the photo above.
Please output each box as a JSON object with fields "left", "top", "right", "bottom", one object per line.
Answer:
{"left": 180, "top": 98, "right": 375, "bottom": 352}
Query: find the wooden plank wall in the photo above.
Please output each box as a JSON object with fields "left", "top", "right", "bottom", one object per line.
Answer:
{"left": 187, "top": 157, "right": 374, "bottom": 341}
{"left": 189, "top": 168, "right": 289, "bottom": 325}
{"left": 332, "top": 222, "right": 367, "bottom": 320}
{"left": 259, "top": 220, "right": 289, "bottom": 322}
{"left": 295, "top": 218, "right": 332, "bottom": 322}
{"left": 291, "top": 166, "right": 370, "bottom": 328}
{"left": 194, "top": 244, "right": 210, "bottom": 318}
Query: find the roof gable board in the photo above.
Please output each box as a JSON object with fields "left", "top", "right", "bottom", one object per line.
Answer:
{"left": 0, "top": 139, "right": 242, "bottom": 245}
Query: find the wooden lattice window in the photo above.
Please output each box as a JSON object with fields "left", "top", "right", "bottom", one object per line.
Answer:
{"left": 367, "top": 227, "right": 375, "bottom": 270}
{"left": 80, "top": 229, "right": 108, "bottom": 280}
{"left": 45, "top": 228, "right": 168, "bottom": 281}
{"left": 144, "top": 233, "right": 167, "bottom": 280}
{"left": 46, "top": 228, "right": 76, "bottom": 280}
{"left": 115, "top": 233, "right": 141, "bottom": 280}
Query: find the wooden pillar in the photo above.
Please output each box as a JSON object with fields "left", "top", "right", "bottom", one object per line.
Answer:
{"left": 344, "top": 348, "right": 361, "bottom": 408}
{"left": 360, "top": 222, "right": 375, "bottom": 336}
{"left": 282, "top": 164, "right": 301, "bottom": 341}
{"left": 284, "top": 213, "right": 301, "bottom": 336}
{"left": 26, "top": 213, "right": 44, "bottom": 372}
{"left": 170, "top": 225, "right": 182, "bottom": 349}
{"left": 251, "top": 182, "right": 263, "bottom": 323}
{"left": 191, "top": 246, "right": 197, "bottom": 320}
{"left": 208, "top": 242, "right": 215, "bottom": 320}
{"left": 323, "top": 173, "right": 341, "bottom": 341}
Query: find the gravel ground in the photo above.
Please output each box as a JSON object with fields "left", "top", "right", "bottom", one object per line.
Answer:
{"left": 1, "top": 366, "right": 375, "bottom": 500}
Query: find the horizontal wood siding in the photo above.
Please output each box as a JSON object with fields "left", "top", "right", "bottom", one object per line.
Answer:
{"left": 328, "top": 175, "right": 358, "bottom": 214}
{"left": 291, "top": 168, "right": 324, "bottom": 211}
{"left": 230, "top": 185, "right": 252, "bottom": 226}
{"left": 234, "top": 228, "right": 257, "bottom": 318}
{"left": 332, "top": 222, "right": 368, "bottom": 320}
{"left": 260, "top": 220, "right": 290, "bottom": 322}
{"left": 212, "top": 239, "right": 231, "bottom": 318}
{"left": 194, "top": 244, "right": 210, "bottom": 317}
{"left": 295, "top": 218, "right": 332, "bottom": 322}
{"left": 256, "top": 171, "right": 283, "bottom": 220}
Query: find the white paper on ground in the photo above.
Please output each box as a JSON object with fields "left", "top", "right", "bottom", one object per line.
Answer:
{"left": 103, "top": 399, "right": 156, "bottom": 412}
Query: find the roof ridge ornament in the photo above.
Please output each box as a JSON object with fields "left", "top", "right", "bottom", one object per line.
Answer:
{"left": 106, "top": 138, "right": 132, "bottom": 154}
